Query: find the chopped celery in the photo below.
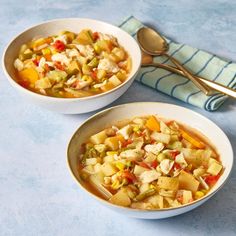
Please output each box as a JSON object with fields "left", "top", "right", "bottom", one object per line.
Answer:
{"left": 135, "top": 188, "right": 156, "bottom": 201}
{"left": 82, "top": 64, "right": 91, "bottom": 75}
{"left": 47, "top": 70, "right": 67, "bottom": 82}
{"left": 96, "top": 40, "right": 111, "bottom": 52}
{"left": 167, "top": 141, "right": 183, "bottom": 150}
{"left": 64, "top": 88, "right": 93, "bottom": 97}
{"left": 93, "top": 43, "right": 102, "bottom": 54}
{"left": 35, "top": 77, "right": 52, "bottom": 89}
{"left": 88, "top": 57, "right": 99, "bottom": 68}
{"left": 76, "top": 29, "right": 94, "bottom": 45}
{"left": 157, "top": 153, "right": 166, "bottom": 163}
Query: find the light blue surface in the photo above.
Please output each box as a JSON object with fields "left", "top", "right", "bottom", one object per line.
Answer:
{"left": 0, "top": 1, "right": 235, "bottom": 235}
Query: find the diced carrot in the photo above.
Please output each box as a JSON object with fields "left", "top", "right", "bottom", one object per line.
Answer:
{"left": 44, "top": 54, "right": 52, "bottom": 61}
{"left": 180, "top": 129, "right": 205, "bottom": 149}
{"left": 45, "top": 37, "right": 53, "bottom": 44}
{"left": 145, "top": 115, "right": 160, "bottom": 132}
{"left": 122, "top": 139, "right": 133, "bottom": 148}
{"left": 18, "top": 68, "right": 39, "bottom": 84}
{"left": 54, "top": 61, "right": 65, "bottom": 71}
{"left": 116, "top": 134, "right": 125, "bottom": 143}
{"left": 150, "top": 139, "right": 156, "bottom": 144}
{"left": 44, "top": 64, "right": 50, "bottom": 72}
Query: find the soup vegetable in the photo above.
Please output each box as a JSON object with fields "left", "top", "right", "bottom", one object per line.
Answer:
{"left": 78, "top": 115, "right": 223, "bottom": 210}
{"left": 13, "top": 29, "right": 131, "bottom": 98}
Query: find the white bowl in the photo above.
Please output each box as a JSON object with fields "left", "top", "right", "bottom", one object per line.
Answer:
{"left": 67, "top": 102, "right": 233, "bottom": 219}
{"left": 2, "top": 18, "right": 141, "bottom": 114}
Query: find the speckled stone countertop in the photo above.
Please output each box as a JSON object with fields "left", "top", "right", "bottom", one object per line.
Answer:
{"left": 0, "top": 1, "right": 235, "bottom": 235}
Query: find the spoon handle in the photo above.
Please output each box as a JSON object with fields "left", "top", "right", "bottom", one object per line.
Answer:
{"left": 164, "top": 53, "right": 211, "bottom": 95}
{"left": 142, "top": 63, "right": 236, "bottom": 98}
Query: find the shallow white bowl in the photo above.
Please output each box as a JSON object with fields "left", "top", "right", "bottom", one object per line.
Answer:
{"left": 2, "top": 18, "right": 141, "bottom": 114}
{"left": 67, "top": 102, "right": 233, "bottom": 219}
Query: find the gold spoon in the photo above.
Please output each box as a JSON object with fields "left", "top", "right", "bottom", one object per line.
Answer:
{"left": 137, "top": 27, "right": 211, "bottom": 95}
{"left": 141, "top": 52, "right": 236, "bottom": 98}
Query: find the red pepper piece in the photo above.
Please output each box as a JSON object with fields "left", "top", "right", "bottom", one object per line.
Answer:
{"left": 19, "top": 80, "right": 30, "bottom": 88}
{"left": 44, "top": 63, "right": 50, "bottom": 72}
{"left": 170, "top": 150, "right": 180, "bottom": 159}
{"left": 53, "top": 40, "right": 66, "bottom": 52}
{"left": 122, "top": 170, "right": 137, "bottom": 183}
{"left": 54, "top": 61, "right": 65, "bottom": 71}
{"left": 138, "top": 161, "right": 151, "bottom": 169}
{"left": 173, "top": 162, "right": 181, "bottom": 170}
{"left": 150, "top": 160, "right": 158, "bottom": 169}
{"left": 122, "top": 139, "right": 133, "bottom": 148}
{"left": 91, "top": 70, "right": 98, "bottom": 81}
{"left": 32, "top": 59, "right": 39, "bottom": 66}
{"left": 204, "top": 175, "right": 220, "bottom": 186}
{"left": 93, "top": 32, "right": 99, "bottom": 41}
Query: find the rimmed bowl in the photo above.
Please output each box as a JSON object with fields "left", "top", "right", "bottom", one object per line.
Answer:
{"left": 2, "top": 18, "right": 141, "bottom": 114}
{"left": 67, "top": 102, "right": 233, "bottom": 219}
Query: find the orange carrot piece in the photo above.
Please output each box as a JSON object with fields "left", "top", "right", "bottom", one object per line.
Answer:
{"left": 18, "top": 68, "right": 39, "bottom": 84}
{"left": 146, "top": 115, "right": 160, "bottom": 132}
{"left": 180, "top": 129, "right": 205, "bottom": 149}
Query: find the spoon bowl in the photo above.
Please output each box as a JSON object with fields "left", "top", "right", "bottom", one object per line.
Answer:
{"left": 137, "top": 27, "right": 211, "bottom": 95}
{"left": 137, "top": 27, "right": 168, "bottom": 55}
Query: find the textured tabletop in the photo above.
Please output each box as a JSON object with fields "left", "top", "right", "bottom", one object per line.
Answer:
{"left": 0, "top": 1, "right": 235, "bottom": 235}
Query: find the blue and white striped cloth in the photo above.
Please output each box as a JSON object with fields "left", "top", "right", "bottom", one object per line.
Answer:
{"left": 118, "top": 16, "right": 236, "bottom": 111}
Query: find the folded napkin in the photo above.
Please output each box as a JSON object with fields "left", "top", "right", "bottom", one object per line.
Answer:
{"left": 118, "top": 16, "right": 236, "bottom": 111}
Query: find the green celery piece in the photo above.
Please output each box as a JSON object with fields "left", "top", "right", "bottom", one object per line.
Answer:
{"left": 88, "top": 58, "right": 99, "bottom": 68}
{"left": 135, "top": 188, "right": 156, "bottom": 201}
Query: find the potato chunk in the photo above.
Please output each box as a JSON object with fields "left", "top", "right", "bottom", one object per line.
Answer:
{"left": 158, "top": 177, "right": 179, "bottom": 191}
{"left": 90, "top": 130, "right": 107, "bottom": 144}
{"left": 207, "top": 162, "right": 222, "bottom": 176}
{"left": 101, "top": 162, "right": 118, "bottom": 176}
{"left": 178, "top": 170, "right": 199, "bottom": 192}
{"left": 133, "top": 165, "right": 149, "bottom": 175}
{"left": 109, "top": 189, "right": 131, "bottom": 207}
{"left": 150, "top": 132, "right": 171, "bottom": 144}
{"left": 182, "top": 190, "right": 193, "bottom": 204}
{"left": 104, "top": 137, "right": 119, "bottom": 151}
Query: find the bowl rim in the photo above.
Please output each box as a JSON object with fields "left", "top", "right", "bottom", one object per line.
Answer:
{"left": 2, "top": 17, "right": 141, "bottom": 102}
{"left": 67, "top": 101, "right": 234, "bottom": 213}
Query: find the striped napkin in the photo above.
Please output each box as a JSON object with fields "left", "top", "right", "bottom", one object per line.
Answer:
{"left": 118, "top": 16, "right": 236, "bottom": 111}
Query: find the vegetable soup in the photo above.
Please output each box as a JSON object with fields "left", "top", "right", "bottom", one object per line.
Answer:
{"left": 14, "top": 29, "right": 131, "bottom": 98}
{"left": 78, "top": 115, "right": 223, "bottom": 210}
